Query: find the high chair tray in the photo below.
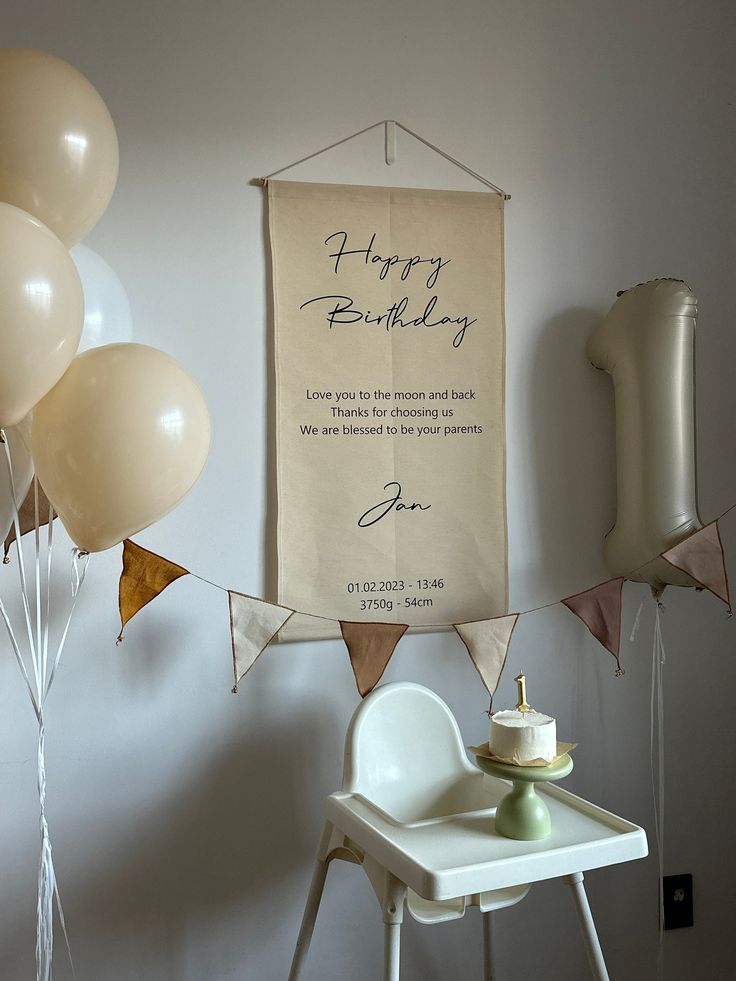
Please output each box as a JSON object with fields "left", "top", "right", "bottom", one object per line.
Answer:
{"left": 326, "top": 776, "right": 647, "bottom": 902}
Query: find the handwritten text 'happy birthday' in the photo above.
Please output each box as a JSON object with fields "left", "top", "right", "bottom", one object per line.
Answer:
{"left": 299, "top": 231, "right": 478, "bottom": 348}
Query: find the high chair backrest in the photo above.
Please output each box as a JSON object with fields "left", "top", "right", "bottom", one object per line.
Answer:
{"left": 341, "top": 682, "right": 476, "bottom": 822}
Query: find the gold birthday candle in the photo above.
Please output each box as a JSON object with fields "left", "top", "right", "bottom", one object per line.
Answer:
{"left": 515, "top": 672, "right": 532, "bottom": 714}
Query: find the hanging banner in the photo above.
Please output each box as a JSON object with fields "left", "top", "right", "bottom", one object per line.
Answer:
{"left": 269, "top": 180, "right": 507, "bottom": 639}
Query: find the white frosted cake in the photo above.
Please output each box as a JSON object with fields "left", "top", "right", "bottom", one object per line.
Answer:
{"left": 489, "top": 709, "right": 557, "bottom": 764}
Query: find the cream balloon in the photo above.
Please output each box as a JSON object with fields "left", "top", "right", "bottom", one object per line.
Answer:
{"left": 0, "top": 49, "right": 119, "bottom": 246}
{"left": 32, "top": 344, "right": 210, "bottom": 552}
{"left": 0, "top": 414, "right": 34, "bottom": 543}
{"left": 587, "top": 279, "right": 702, "bottom": 593}
{"left": 0, "top": 203, "right": 84, "bottom": 428}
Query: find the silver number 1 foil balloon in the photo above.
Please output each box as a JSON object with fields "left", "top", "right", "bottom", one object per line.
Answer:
{"left": 587, "top": 279, "right": 702, "bottom": 595}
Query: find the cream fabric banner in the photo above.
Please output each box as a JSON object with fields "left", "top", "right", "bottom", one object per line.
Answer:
{"left": 269, "top": 180, "right": 507, "bottom": 640}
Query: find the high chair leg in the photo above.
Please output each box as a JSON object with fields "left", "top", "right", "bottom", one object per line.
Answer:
{"left": 383, "top": 922, "right": 401, "bottom": 981}
{"left": 565, "top": 872, "right": 610, "bottom": 981}
{"left": 381, "top": 872, "right": 405, "bottom": 981}
{"left": 288, "top": 823, "right": 334, "bottom": 981}
{"left": 483, "top": 910, "right": 495, "bottom": 980}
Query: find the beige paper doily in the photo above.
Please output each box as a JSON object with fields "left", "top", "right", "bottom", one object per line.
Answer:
{"left": 469, "top": 740, "right": 577, "bottom": 768}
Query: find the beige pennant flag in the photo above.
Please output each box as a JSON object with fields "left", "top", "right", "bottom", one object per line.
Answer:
{"left": 561, "top": 578, "right": 625, "bottom": 674}
{"left": 229, "top": 591, "right": 294, "bottom": 692}
{"left": 118, "top": 539, "right": 189, "bottom": 642}
{"left": 339, "top": 621, "right": 409, "bottom": 697}
{"left": 662, "top": 521, "right": 730, "bottom": 608}
{"left": 4, "top": 481, "right": 55, "bottom": 562}
{"left": 453, "top": 614, "right": 519, "bottom": 696}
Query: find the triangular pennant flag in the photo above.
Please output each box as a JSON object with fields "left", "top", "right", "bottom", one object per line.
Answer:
{"left": 3, "top": 481, "right": 56, "bottom": 562}
{"left": 453, "top": 614, "right": 519, "bottom": 696}
{"left": 561, "top": 578, "right": 624, "bottom": 674}
{"left": 661, "top": 521, "right": 730, "bottom": 608}
{"left": 339, "top": 621, "right": 409, "bottom": 697}
{"left": 229, "top": 591, "right": 294, "bottom": 691}
{"left": 118, "top": 539, "right": 189, "bottom": 642}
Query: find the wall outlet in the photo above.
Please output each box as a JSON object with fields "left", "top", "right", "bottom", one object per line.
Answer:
{"left": 663, "top": 873, "right": 694, "bottom": 930}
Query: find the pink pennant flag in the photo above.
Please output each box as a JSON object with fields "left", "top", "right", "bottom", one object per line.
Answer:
{"left": 562, "top": 578, "right": 625, "bottom": 674}
{"left": 453, "top": 614, "right": 519, "bottom": 696}
{"left": 661, "top": 521, "right": 730, "bottom": 609}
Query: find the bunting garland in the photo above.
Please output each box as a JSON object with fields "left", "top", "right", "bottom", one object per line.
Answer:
{"left": 22, "top": 510, "right": 724, "bottom": 700}
{"left": 561, "top": 578, "right": 625, "bottom": 675}
{"left": 339, "top": 621, "right": 409, "bottom": 697}
{"left": 661, "top": 521, "right": 731, "bottom": 610}
{"left": 229, "top": 591, "right": 294, "bottom": 692}
{"left": 118, "top": 539, "right": 189, "bottom": 642}
{"left": 453, "top": 614, "right": 519, "bottom": 697}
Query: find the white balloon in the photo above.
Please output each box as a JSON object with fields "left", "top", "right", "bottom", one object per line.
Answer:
{"left": 0, "top": 414, "right": 34, "bottom": 543}
{"left": 70, "top": 244, "right": 133, "bottom": 352}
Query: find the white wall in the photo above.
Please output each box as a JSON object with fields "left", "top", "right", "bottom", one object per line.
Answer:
{"left": 1, "top": 1, "right": 734, "bottom": 978}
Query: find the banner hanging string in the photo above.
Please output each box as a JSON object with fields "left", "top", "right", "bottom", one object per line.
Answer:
{"left": 255, "top": 118, "right": 511, "bottom": 198}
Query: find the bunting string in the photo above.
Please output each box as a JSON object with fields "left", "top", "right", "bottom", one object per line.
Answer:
{"left": 5, "top": 495, "right": 732, "bottom": 704}
{"left": 104, "top": 501, "right": 735, "bottom": 700}
{"left": 119, "top": 511, "right": 734, "bottom": 636}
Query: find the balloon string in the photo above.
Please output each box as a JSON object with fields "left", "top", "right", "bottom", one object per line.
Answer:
{"left": 0, "top": 595, "right": 40, "bottom": 720}
{"left": 34, "top": 551, "right": 83, "bottom": 980}
{"left": 44, "top": 550, "right": 90, "bottom": 699}
{"left": 43, "top": 500, "right": 54, "bottom": 693}
{"left": 34, "top": 478, "right": 44, "bottom": 690}
{"left": 0, "top": 432, "right": 78, "bottom": 979}
{"left": 53, "top": 874, "right": 76, "bottom": 981}
{"left": 35, "top": 715, "right": 75, "bottom": 981}
{"left": 39, "top": 547, "right": 82, "bottom": 980}
{"left": 36, "top": 719, "right": 53, "bottom": 981}
{"left": 629, "top": 599, "right": 645, "bottom": 642}
{"left": 0, "top": 434, "right": 40, "bottom": 711}
{"left": 32, "top": 469, "right": 52, "bottom": 981}
{"left": 2, "top": 433, "right": 41, "bottom": 691}
{"left": 650, "top": 602, "right": 666, "bottom": 979}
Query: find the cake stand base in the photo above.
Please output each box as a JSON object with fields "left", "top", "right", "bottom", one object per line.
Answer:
{"left": 474, "top": 754, "right": 574, "bottom": 841}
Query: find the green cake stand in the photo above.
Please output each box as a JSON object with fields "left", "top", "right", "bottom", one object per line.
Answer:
{"left": 474, "top": 753, "right": 573, "bottom": 841}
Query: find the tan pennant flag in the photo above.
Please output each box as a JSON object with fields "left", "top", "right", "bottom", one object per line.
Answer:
{"left": 339, "top": 621, "right": 409, "bottom": 697}
{"left": 229, "top": 591, "right": 294, "bottom": 692}
{"left": 661, "top": 521, "right": 730, "bottom": 608}
{"left": 118, "top": 539, "right": 189, "bottom": 642}
{"left": 4, "top": 481, "right": 55, "bottom": 562}
{"left": 562, "top": 578, "right": 625, "bottom": 674}
{"left": 453, "top": 614, "right": 519, "bottom": 696}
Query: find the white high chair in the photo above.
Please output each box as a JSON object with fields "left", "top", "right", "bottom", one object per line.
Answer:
{"left": 287, "top": 683, "right": 647, "bottom": 981}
